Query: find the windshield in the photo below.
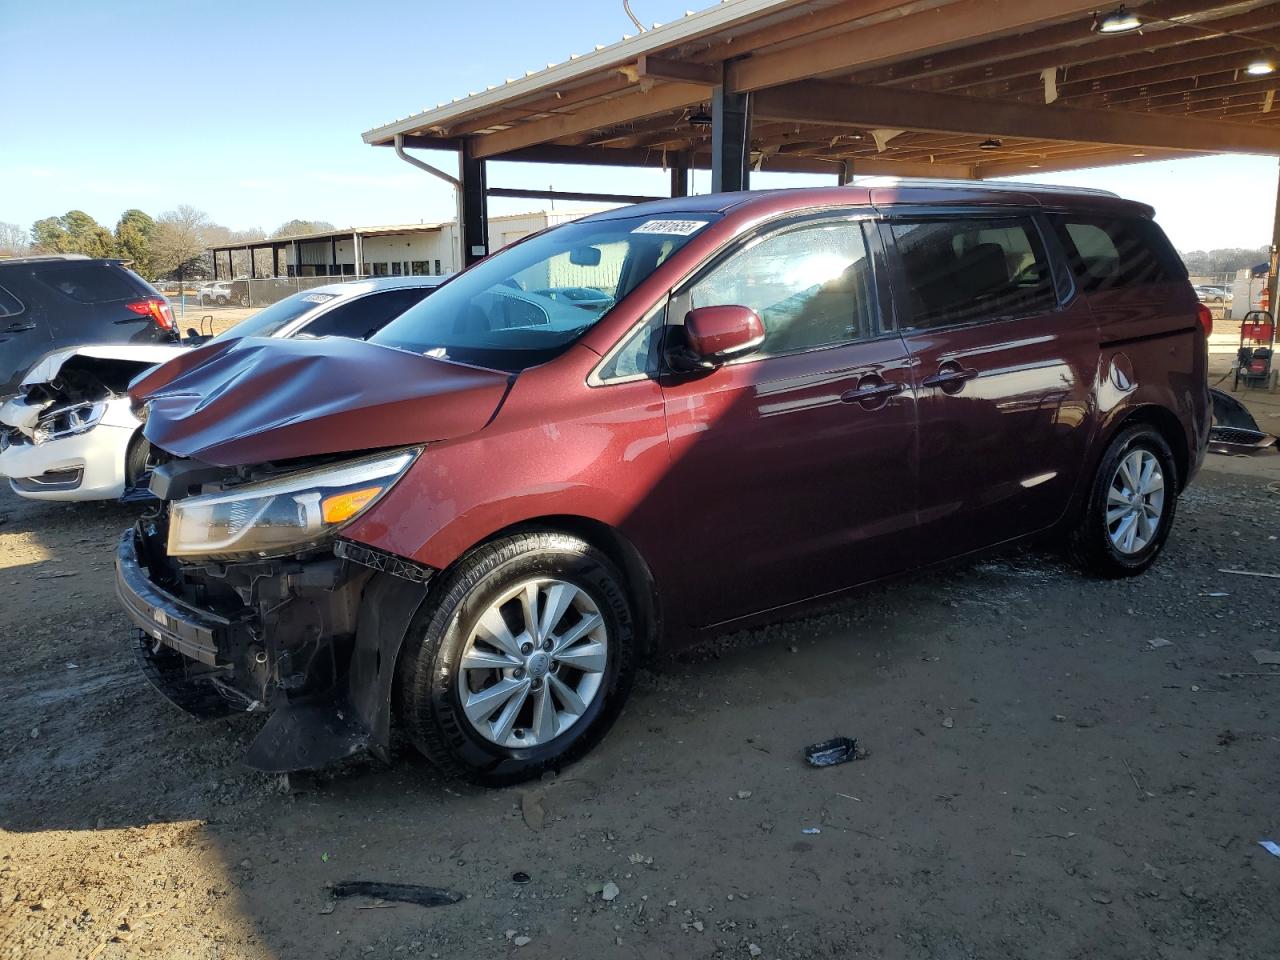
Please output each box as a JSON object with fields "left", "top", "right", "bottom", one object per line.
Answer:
{"left": 210, "top": 290, "right": 341, "bottom": 342}
{"left": 371, "top": 213, "right": 717, "bottom": 370}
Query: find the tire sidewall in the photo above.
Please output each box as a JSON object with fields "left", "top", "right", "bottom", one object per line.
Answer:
{"left": 1087, "top": 426, "right": 1178, "bottom": 575}
{"left": 404, "top": 535, "right": 634, "bottom": 783}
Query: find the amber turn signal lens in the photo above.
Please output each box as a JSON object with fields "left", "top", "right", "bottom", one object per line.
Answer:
{"left": 321, "top": 486, "right": 383, "bottom": 524}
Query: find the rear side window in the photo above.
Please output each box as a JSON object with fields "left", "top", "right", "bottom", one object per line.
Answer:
{"left": 0, "top": 284, "right": 23, "bottom": 318}
{"left": 1048, "top": 215, "right": 1186, "bottom": 292}
{"left": 35, "top": 263, "right": 145, "bottom": 303}
{"left": 890, "top": 216, "right": 1057, "bottom": 330}
{"left": 300, "top": 287, "right": 435, "bottom": 340}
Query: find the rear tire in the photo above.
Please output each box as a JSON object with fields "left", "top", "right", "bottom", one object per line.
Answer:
{"left": 396, "top": 531, "right": 635, "bottom": 785}
{"left": 1069, "top": 424, "right": 1177, "bottom": 578}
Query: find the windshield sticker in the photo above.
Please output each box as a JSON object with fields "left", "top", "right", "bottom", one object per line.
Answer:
{"left": 631, "top": 219, "right": 708, "bottom": 237}
{"left": 301, "top": 294, "right": 339, "bottom": 304}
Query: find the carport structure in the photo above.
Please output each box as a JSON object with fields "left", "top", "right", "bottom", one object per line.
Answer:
{"left": 362, "top": 0, "right": 1280, "bottom": 288}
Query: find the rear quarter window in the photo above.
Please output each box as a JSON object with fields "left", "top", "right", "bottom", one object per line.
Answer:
{"left": 35, "top": 263, "right": 148, "bottom": 303}
{"left": 1048, "top": 215, "right": 1187, "bottom": 292}
{"left": 0, "top": 284, "right": 24, "bottom": 318}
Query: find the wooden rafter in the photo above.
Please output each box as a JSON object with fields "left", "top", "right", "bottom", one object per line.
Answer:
{"left": 752, "top": 79, "right": 1280, "bottom": 151}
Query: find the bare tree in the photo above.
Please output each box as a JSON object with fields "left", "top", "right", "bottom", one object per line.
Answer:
{"left": 0, "top": 221, "right": 31, "bottom": 257}
{"left": 152, "top": 205, "right": 214, "bottom": 279}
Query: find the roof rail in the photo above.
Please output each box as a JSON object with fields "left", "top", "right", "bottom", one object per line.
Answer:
{"left": 854, "top": 177, "right": 1119, "bottom": 198}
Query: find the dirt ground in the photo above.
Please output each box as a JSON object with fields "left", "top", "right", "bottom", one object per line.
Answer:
{"left": 2, "top": 376, "right": 1279, "bottom": 960}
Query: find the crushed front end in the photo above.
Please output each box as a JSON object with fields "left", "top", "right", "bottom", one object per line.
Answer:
{"left": 115, "top": 449, "right": 434, "bottom": 771}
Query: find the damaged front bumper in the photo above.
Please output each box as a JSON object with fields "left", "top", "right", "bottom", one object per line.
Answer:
{"left": 115, "top": 525, "right": 434, "bottom": 772}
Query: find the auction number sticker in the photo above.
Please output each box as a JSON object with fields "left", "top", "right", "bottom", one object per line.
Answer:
{"left": 631, "top": 219, "right": 708, "bottom": 236}
{"left": 301, "top": 294, "right": 339, "bottom": 304}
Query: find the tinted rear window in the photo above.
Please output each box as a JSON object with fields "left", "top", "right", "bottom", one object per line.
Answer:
{"left": 35, "top": 263, "right": 147, "bottom": 303}
{"left": 1047, "top": 215, "right": 1187, "bottom": 292}
{"left": 208, "top": 291, "right": 341, "bottom": 343}
{"left": 299, "top": 287, "right": 435, "bottom": 340}
{"left": 890, "top": 216, "right": 1058, "bottom": 329}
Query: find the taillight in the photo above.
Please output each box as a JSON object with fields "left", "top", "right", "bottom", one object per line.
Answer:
{"left": 1196, "top": 303, "right": 1213, "bottom": 338}
{"left": 126, "top": 297, "right": 174, "bottom": 332}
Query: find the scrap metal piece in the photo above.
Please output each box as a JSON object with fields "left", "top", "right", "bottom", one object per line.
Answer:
{"left": 331, "top": 881, "right": 463, "bottom": 908}
{"left": 1208, "top": 387, "right": 1276, "bottom": 456}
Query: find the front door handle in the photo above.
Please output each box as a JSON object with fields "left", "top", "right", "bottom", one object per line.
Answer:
{"left": 4, "top": 323, "right": 34, "bottom": 333}
{"left": 921, "top": 364, "right": 979, "bottom": 392}
{"left": 840, "top": 378, "right": 905, "bottom": 409}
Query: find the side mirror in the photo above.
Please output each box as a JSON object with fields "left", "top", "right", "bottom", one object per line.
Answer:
{"left": 682, "top": 305, "right": 765, "bottom": 368}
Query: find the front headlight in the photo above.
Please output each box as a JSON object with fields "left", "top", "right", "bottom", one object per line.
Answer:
{"left": 34, "top": 401, "right": 106, "bottom": 444}
{"left": 167, "top": 448, "right": 420, "bottom": 560}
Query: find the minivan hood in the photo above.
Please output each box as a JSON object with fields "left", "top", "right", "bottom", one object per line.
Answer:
{"left": 130, "top": 336, "right": 512, "bottom": 466}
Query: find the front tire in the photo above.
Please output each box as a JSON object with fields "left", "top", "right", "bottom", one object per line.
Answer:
{"left": 1069, "top": 424, "right": 1178, "bottom": 578}
{"left": 396, "top": 532, "right": 635, "bottom": 785}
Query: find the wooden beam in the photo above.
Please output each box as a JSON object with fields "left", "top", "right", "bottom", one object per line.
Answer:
{"left": 375, "top": 133, "right": 461, "bottom": 151}
{"left": 1116, "top": 77, "right": 1280, "bottom": 111}
{"left": 844, "top": 157, "right": 978, "bottom": 178}
{"left": 637, "top": 55, "right": 720, "bottom": 86}
{"left": 494, "top": 143, "right": 848, "bottom": 177}
{"left": 1069, "top": 68, "right": 1277, "bottom": 109}
{"left": 752, "top": 79, "right": 1280, "bottom": 153}
{"left": 1037, "top": 49, "right": 1280, "bottom": 103}
{"left": 956, "top": 20, "right": 1280, "bottom": 99}
{"left": 727, "top": 0, "right": 1131, "bottom": 93}
{"left": 975, "top": 146, "right": 1210, "bottom": 177}
{"left": 852, "top": 0, "right": 1270, "bottom": 87}
{"left": 471, "top": 82, "right": 710, "bottom": 159}
{"left": 486, "top": 187, "right": 664, "bottom": 204}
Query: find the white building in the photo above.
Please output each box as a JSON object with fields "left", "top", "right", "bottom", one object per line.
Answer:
{"left": 209, "top": 209, "right": 610, "bottom": 282}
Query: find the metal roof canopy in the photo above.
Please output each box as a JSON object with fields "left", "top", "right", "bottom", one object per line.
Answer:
{"left": 362, "top": 0, "right": 1280, "bottom": 267}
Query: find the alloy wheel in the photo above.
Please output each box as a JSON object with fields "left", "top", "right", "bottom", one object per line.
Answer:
{"left": 457, "top": 578, "right": 608, "bottom": 748}
{"left": 1106, "top": 448, "right": 1165, "bottom": 555}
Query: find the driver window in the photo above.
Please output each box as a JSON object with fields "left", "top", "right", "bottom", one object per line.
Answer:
{"left": 686, "top": 220, "right": 877, "bottom": 358}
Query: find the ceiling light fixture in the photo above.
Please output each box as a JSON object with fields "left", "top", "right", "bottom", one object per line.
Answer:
{"left": 1095, "top": 5, "right": 1142, "bottom": 34}
{"left": 979, "top": 138, "right": 1003, "bottom": 150}
{"left": 1247, "top": 57, "right": 1277, "bottom": 76}
{"left": 688, "top": 108, "right": 712, "bottom": 129}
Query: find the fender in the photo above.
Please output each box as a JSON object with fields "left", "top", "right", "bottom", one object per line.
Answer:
{"left": 348, "top": 571, "right": 433, "bottom": 761}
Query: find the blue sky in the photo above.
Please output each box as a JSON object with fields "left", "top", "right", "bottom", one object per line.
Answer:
{"left": 1, "top": 0, "right": 1275, "bottom": 252}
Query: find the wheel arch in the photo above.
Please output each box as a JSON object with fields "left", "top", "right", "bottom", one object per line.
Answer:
{"left": 465, "top": 514, "right": 663, "bottom": 660}
{"left": 1104, "top": 404, "right": 1190, "bottom": 493}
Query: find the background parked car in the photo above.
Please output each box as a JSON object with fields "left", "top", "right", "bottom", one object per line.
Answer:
{"left": 0, "top": 275, "right": 445, "bottom": 502}
{"left": 197, "top": 281, "right": 234, "bottom": 305}
{"left": 0, "top": 255, "right": 177, "bottom": 401}
{"left": 1194, "top": 284, "right": 1231, "bottom": 304}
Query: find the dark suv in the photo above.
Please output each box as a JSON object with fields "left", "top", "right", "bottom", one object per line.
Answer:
{"left": 0, "top": 256, "right": 177, "bottom": 399}
{"left": 117, "top": 182, "right": 1209, "bottom": 783}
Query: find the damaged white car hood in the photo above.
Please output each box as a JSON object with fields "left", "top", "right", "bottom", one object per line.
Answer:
{"left": 1, "top": 344, "right": 191, "bottom": 439}
{"left": 19, "top": 344, "right": 191, "bottom": 389}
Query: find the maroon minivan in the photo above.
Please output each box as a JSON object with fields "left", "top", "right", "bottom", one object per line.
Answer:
{"left": 117, "top": 182, "right": 1209, "bottom": 782}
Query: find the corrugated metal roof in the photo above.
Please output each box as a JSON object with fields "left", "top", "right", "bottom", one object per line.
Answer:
{"left": 360, "top": 0, "right": 810, "bottom": 145}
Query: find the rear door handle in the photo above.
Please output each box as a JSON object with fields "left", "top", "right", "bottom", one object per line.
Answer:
{"left": 921, "top": 366, "right": 979, "bottom": 389}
